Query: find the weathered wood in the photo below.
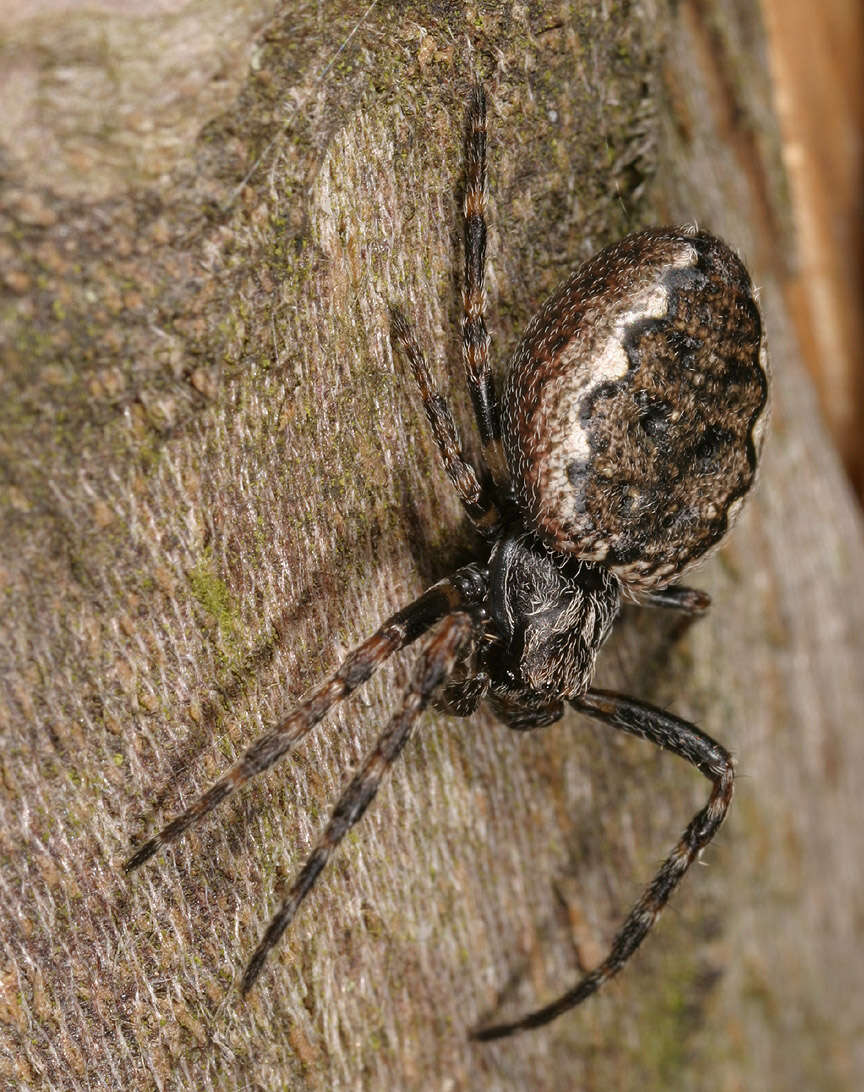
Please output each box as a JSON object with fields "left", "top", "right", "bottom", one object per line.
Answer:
{"left": 1, "top": 2, "right": 863, "bottom": 1089}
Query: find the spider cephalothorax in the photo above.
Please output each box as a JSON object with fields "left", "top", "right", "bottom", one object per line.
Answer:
{"left": 126, "top": 83, "right": 769, "bottom": 1041}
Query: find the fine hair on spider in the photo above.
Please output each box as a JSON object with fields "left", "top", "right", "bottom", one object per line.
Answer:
{"left": 125, "top": 81, "right": 769, "bottom": 1041}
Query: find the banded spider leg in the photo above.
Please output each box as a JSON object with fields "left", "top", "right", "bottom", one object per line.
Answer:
{"left": 471, "top": 689, "right": 734, "bottom": 1040}
{"left": 125, "top": 566, "right": 486, "bottom": 990}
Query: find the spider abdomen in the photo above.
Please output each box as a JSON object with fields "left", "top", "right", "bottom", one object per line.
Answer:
{"left": 502, "top": 227, "right": 769, "bottom": 589}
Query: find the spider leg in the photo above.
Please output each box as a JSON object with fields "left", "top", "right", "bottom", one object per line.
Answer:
{"left": 462, "top": 82, "right": 507, "bottom": 488}
{"left": 124, "top": 565, "right": 487, "bottom": 872}
{"left": 640, "top": 586, "right": 711, "bottom": 615}
{"left": 472, "top": 688, "right": 734, "bottom": 1041}
{"left": 241, "top": 610, "right": 476, "bottom": 994}
{"left": 390, "top": 308, "right": 502, "bottom": 537}
{"left": 638, "top": 585, "right": 711, "bottom": 643}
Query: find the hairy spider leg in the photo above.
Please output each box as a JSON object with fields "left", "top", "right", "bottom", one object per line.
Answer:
{"left": 124, "top": 567, "right": 486, "bottom": 873}
{"left": 640, "top": 585, "right": 712, "bottom": 615}
{"left": 242, "top": 610, "right": 476, "bottom": 994}
{"left": 390, "top": 307, "right": 502, "bottom": 537}
{"left": 638, "top": 584, "right": 712, "bottom": 644}
{"left": 472, "top": 688, "right": 734, "bottom": 1040}
{"left": 461, "top": 82, "right": 507, "bottom": 489}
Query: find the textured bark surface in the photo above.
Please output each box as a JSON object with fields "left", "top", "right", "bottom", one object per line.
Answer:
{"left": 2, "top": 2, "right": 863, "bottom": 1089}
{"left": 761, "top": 0, "right": 864, "bottom": 496}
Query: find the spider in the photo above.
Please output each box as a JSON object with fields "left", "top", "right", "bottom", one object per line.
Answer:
{"left": 125, "top": 83, "right": 769, "bottom": 1041}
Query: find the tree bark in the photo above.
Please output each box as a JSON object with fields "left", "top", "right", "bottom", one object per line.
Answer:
{"left": 1, "top": 2, "right": 863, "bottom": 1089}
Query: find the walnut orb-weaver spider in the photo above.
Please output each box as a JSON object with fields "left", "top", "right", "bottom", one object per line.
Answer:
{"left": 125, "top": 83, "right": 769, "bottom": 1041}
